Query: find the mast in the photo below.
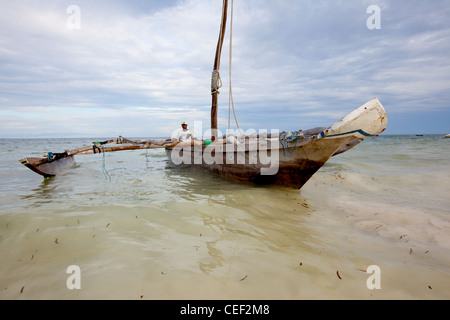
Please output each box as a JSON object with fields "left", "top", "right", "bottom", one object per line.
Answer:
{"left": 211, "top": 0, "right": 228, "bottom": 141}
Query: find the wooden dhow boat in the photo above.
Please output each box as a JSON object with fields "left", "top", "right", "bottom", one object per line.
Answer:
{"left": 19, "top": 0, "right": 387, "bottom": 189}
{"left": 165, "top": 98, "right": 386, "bottom": 188}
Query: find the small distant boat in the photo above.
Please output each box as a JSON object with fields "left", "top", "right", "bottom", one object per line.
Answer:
{"left": 445, "top": 134, "right": 450, "bottom": 138}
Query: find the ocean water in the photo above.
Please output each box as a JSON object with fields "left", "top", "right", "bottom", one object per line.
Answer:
{"left": 0, "top": 135, "right": 449, "bottom": 300}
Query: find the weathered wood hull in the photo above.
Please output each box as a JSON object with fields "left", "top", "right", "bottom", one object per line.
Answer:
{"left": 165, "top": 135, "right": 355, "bottom": 188}
{"left": 19, "top": 156, "right": 76, "bottom": 178}
{"left": 18, "top": 99, "right": 386, "bottom": 188}
{"left": 165, "top": 98, "right": 387, "bottom": 189}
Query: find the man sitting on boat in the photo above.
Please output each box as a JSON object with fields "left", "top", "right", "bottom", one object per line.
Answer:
{"left": 173, "top": 121, "right": 197, "bottom": 142}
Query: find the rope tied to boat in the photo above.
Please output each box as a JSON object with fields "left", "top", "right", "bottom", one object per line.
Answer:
{"left": 44, "top": 151, "right": 69, "bottom": 162}
{"left": 92, "top": 144, "right": 102, "bottom": 154}
{"left": 280, "top": 131, "right": 307, "bottom": 157}
{"left": 91, "top": 141, "right": 110, "bottom": 179}
{"left": 101, "top": 145, "right": 111, "bottom": 181}
{"left": 211, "top": 70, "right": 222, "bottom": 95}
{"left": 227, "top": 0, "right": 242, "bottom": 134}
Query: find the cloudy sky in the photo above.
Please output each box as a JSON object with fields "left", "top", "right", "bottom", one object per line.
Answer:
{"left": 1, "top": 0, "right": 449, "bottom": 138}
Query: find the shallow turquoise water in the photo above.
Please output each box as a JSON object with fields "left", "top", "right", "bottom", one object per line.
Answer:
{"left": 1, "top": 135, "right": 449, "bottom": 299}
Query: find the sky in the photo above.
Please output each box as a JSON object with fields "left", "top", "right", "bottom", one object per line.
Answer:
{"left": 0, "top": 0, "right": 449, "bottom": 138}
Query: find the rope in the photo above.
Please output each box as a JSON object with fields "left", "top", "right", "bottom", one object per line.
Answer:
{"left": 211, "top": 70, "right": 222, "bottom": 94}
{"left": 280, "top": 131, "right": 307, "bottom": 157}
{"left": 211, "top": 0, "right": 241, "bottom": 134}
{"left": 211, "top": 0, "right": 226, "bottom": 95}
{"left": 101, "top": 145, "right": 111, "bottom": 181}
{"left": 227, "top": 0, "right": 242, "bottom": 134}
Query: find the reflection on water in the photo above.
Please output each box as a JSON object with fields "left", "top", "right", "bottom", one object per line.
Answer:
{"left": 21, "top": 178, "right": 56, "bottom": 201}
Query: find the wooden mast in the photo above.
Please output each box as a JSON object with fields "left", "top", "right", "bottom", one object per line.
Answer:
{"left": 211, "top": 0, "right": 228, "bottom": 141}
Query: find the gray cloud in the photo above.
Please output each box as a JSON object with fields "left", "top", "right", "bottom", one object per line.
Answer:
{"left": 1, "top": 0, "right": 449, "bottom": 137}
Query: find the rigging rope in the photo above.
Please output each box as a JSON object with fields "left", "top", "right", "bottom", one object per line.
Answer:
{"left": 211, "top": 0, "right": 241, "bottom": 135}
{"left": 228, "top": 0, "right": 241, "bottom": 134}
{"left": 101, "top": 145, "right": 111, "bottom": 181}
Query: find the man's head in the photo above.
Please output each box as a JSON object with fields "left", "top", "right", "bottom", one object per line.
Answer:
{"left": 181, "top": 121, "right": 188, "bottom": 129}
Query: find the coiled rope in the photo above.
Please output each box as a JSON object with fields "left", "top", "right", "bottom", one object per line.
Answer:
{"left": 211, "top": 70, "right": 222, "bottom": 95}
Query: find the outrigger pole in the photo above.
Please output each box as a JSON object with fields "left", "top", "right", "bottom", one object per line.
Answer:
{"left": 19, "top": 137, "right": 177, "bottom": 178}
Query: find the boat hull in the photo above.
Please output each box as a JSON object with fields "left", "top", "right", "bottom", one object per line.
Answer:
{"left": 19, "top": 156, "right": 76, "bottom": 178}
{"left": 18, "top": 98, "right": 387, "bottom": 188}
{"left": 165, "top": 134, "right": 356, "bottom": 188}
{"left": 165, "top": 98, "right": 387, "bottom": 189}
